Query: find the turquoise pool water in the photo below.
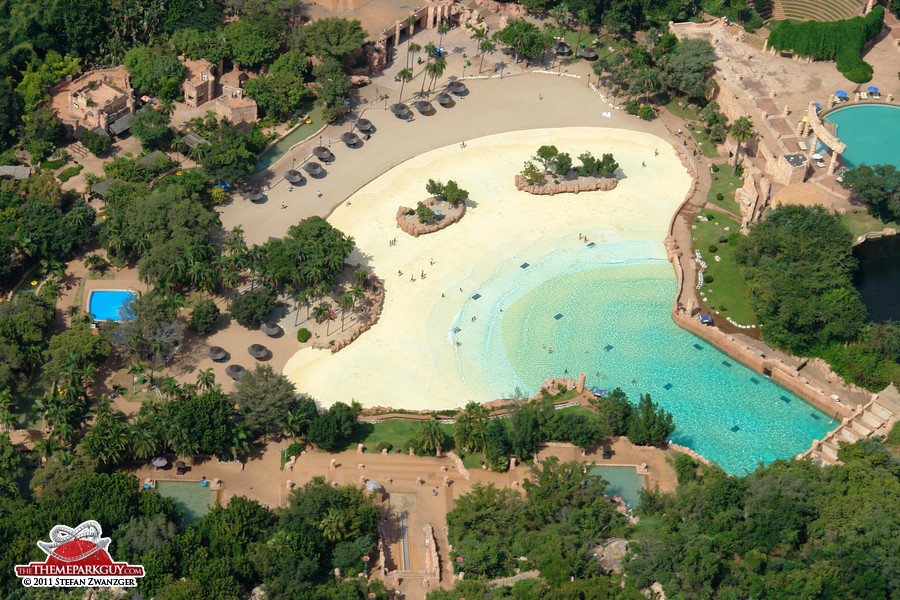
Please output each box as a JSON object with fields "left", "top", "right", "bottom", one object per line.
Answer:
{"left": 451, "top": 240, "right": 835, "bottom": 474}
{"left": 825, "top": 104, "right": 900, "bottom": 169}
{"left": 155, "top": 480, "right": 218, "bottom": 525}
{"left": 88, "top": 290, "right": 136, "bottom": 322}
{"left": 588, "top": 465, "right": 646, "bottom": 510}
{"left": 255, "top": 122, "right": 317, "bottom": 173}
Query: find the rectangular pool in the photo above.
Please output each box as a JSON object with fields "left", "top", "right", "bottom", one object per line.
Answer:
{"left": 588, "top": 465, "right": 646, "bottom": 510}
{"left": 87, "top": 289, "right": 136, "bottom": 322}
{"left": 155, "top": 480, "right": 219, "bottom": 524}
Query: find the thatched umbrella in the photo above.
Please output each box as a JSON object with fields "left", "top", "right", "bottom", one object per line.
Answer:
{"left": 341, "top": 132, "right": 360, "bottom": 147}
{"left": 206, "top": 346, "right": 227, "bottom": 361}
{"left": 303, "top": 162, "right": 324, "bottom": 177}
{"left": 356, "top": 118, "right": 374, "bottom": 132}
{"left": 435, "top": 92, "right": 454, "bottom": 106}
{"left": 260, "top": 321, "right": 282, "bottom": 336}
{"left": 313, "top": 146, "right": 332, "bottom": 160}
{"left": 579, "top": 47, "right": 598, "bottom": 60}
{"left": 151, "top": 456, "right": 168, "bottom": 469}
{"left": 284, "top": 170, "right": 305, "bottom": 184}
{"left": 225, "top": 364, "right": 246, "bottom": 380}
{"left": 245, "top": 190, "right": 265, "bottom": 201}
{"left": 556, "top": 42, "right": 572, "bottom": 56}
{"left": 248, "top": 344, "right": 269, "bottom": 359}
{"left": 391, "top": 103, "right": 411, "bottom": 118}
{"left": 414, "top": 100, "right": 435, "bottom": 115}
{"left": 448, "top": 80, "right": 466, "bottom": 93}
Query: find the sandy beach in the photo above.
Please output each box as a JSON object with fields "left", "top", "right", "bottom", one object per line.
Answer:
{"left": 283, "top": 126, "right": 692, "bottom": 409}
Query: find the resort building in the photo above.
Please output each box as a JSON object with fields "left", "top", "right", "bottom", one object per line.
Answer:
{"left": 49, "top": 67, "right": 136, "bottom": 138}
{"left": 181, "top": 57, "right": 217, "bottom": 109}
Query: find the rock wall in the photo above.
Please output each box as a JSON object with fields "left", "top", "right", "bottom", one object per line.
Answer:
{"left": 396, "top": 199, "right": 465, "bottom": 237}
{"left": 514, "top": 174, "right": 618, "bottom": 195}
{"left": 346, "top": 42, "right": 388, "bottom": 76}
{"left": 309, "top": 276, "right": 385, "bottom": 354}
{"left": 422, "top": 523, "right": 441, "bottom": 587}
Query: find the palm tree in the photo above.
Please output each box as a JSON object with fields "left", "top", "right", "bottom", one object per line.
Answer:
{"left": 479, "top": 38, "right": 493, "bottom": 74}
{"left": 338, "top": 291, "right": 354, "bottom": 331}
{"left": 437, "top": 23, "right": 449, "bottom": 49}
{"left": 350, "top": 284, "right": 366, "bottom": 308}
{"left": 34, "top": 438, "right": 62, "bottom": 461}
{"left": 230, "top": 425, "right": 252, "bottom": 463}
{"left": 404, "top": 15, "right": 417, "bottom": 68}
{"left": 574, "top": 8, "right": 590, "bottom": 55}
{"left": 426, "top": 56, "right": 447, "bottom": 94}
{"left": 352, "top": 269, "right": 369, "bottom": 288}
{"left": 171, "top": 136, "right": 187, "bottom": 162}
{"left": 396, "top": 68, "right": 413, "bottom": 103}
{"left": 159, "top": 98, "right": 175, "bottom": 118}
{"left": 318, "top": 507, "right": 347, "bottom": 542}
{"left": 130, "top": 425, "right": 159, "bottom": 461}
{"left": 196, "top": 368, "right": 216, "bottom": 391}
{"left": 314, "top": 303, "right": 332, "bottom": 335}
{"left": 420, "top": 42, "right": 437, "bottom": 95}
{"left": 159, "top": 376, "right": 181, "bottom": 400}
{"left": 550, "top": 3, "right": 570, "bottom": 34}
{"left": 0, "top": 390, "right": 16, "bottom": 432}
{"left": 408, "top": 41, "right": 422, "bottom": 71}
{"left": 414, "top": 420, "right": 445, "bottom": 456}
{"left": 729, "top": 116, "right": 755, "bottom": 175}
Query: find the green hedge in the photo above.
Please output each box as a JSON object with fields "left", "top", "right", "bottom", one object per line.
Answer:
{"left": 57, "top": 165, "right": 83, "bottom": 182}
{"left": 767, "top": 7, "right": 884, "bottom": 83}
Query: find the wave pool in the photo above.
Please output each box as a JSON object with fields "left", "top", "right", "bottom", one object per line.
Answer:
{"left": 450, "top": 239, "right": 834, "bottom": 474}
{"left": 825, "top": 104, "right": 900, "bottom": 169}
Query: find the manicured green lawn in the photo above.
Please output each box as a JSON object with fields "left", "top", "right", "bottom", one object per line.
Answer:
{"left": 838, "top": 211, "right": 900, "bottom": 239}
{"left": 342, "top": 419, "right": 455, "bottom": 454}
{"left": 688, "top": 124, "right": 719, "bottom": 158}
{"left": 664, "top": 97, "right": 701, "bottom": 120}
{"left": 707, "top": 166, "right": 743, "bottom": 215}
{"left": 558, "top": 404, "right": 595, "bottom": 418}
{"left": 692, "top": 211, "right": 758, "bottom": 326}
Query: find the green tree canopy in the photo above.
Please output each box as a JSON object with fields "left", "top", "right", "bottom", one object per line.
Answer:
{"left": 124, "top": 46, "right": 187, "bottom": 99}
{"left": 243, "top": 48, "right": 312, "bottom": 121}
{"left": 297, "top": 17, "right": 368, "bottom": 63}
{"left": 224, "top": 13, "right": 286, "bottom": 71}
{"left": 230, "top": 364, "right": 298, "bottom": 438}
{"left": 131, "top": 107, "right": 174, "bottom": 151}
{"left": 843, "top": 164, "right": 900, "bottom": 222}
{"left": 228, "top": 287, "right": 276, "bottom": 327}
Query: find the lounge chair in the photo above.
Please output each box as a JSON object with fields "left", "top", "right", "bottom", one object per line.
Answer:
{"left": 816, "top": 160, "right": 826, "bottom": 169}
{"left": 798, "top": 140, "right": 808, "bottom": 150}
{"left": 873, "top": 92, "right": 881, "bottom": 99}
{"left": 860, "top": 92, "right": 868, "bottom": 100}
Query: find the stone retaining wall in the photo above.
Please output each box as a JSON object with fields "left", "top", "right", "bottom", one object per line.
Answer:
{"left": 514, "top": 173, "right": 617, "bottom": 195}
{"left": 396, "top": 199, "right": 465, "bottom": 237}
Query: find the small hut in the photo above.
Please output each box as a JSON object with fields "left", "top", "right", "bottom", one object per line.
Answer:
{"left": 414, "top": 100, "right": 435, "bottom": 115}
{"left": 341, "top": 132, "right": 361, "bottom": 147}
{"left": 248, "top": 344, "right": 269, "bottom": 359}
{"left": 313, "top": 146, "right": 332, "bottom": 161}
{"left": 206, "top": 346, "right": 227, "bottom": 361}
{"left": 435, "top": 92, "right": 454, "bottom": 106}
{"left": 356, "top": 118, "right": 374, "bottom": 132}
{"left": 285, "top": 170, "right": 305, "bottom": 185}
{"left": 261, "top": 321, "right": 282, "bottom": 337}
{"left": 245, "top": 190, "right": 265, "bottom": 202}
{"left": 225, "top": 364, "right": 246, "bottom": 380}
{"left": 303, "top": 162, "right": 324, "bottom": 177}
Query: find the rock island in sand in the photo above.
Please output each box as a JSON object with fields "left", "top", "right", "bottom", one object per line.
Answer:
{"left": 283, "top": 127, "right": 692, "bottom": 410}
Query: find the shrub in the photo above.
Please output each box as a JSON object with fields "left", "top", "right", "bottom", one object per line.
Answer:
{"left": 712, "top": 164, "right": 720, "bottom": 172}
{"left": 57, "top": 165, "right": 83, "bottom": 182}
{"left": 708, "top": 244, "right": 718, "bottom": 253}
{"left": 705, "top": 275, "right": 715, "bottom": 283}
{"left": 375, "top": 441, "right": 392, "bottom": 453}
{"left": 81, "top": 129, "right": 112, "bottom": 156}
{"left": 416, "top": 201, "right": 436, "bottom": 223}
{"left": 41, "top": 158, "right": 66, "bottom": 170}
{"left": 189, "top": 299, "right": 220, "bottom": 333}
{"left": 297, "top": 328, "right": 310, "bottom": 342}
{"left": 229, "top": 287, "right": 276, "bottom": 327}
{"left": 716, "top": 192, "right": 724, "bottom": 202}
{"left": 717, "top": 235, "right": 728, "bottom": 244}
{"left": 636, "top": 104, "right": 655, "bottom": 120}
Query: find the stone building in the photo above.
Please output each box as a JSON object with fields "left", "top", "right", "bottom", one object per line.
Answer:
{"left": 181, "top": 57, "right": 216, "bottom": 109}
{"left": 49, "top": 67, "right": 135, "bottom": 137}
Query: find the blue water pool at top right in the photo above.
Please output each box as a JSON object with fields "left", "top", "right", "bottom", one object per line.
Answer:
{"left": 824, "top": 104, "right": 900, "bottom": 169}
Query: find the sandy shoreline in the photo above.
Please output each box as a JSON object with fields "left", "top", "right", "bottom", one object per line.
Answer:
{"left": 283, "top": 127, "right": 692, "bottom": 409}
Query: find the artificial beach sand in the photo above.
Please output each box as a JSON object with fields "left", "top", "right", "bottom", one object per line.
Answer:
{"left": 283, "top": 127, "right": 692, "bottom": 409}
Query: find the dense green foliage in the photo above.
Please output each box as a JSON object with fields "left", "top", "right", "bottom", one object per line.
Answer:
{"left": 229, "top": 287, "right": 276, "bottom": 327}
{"left": 843, "top": 164, "right": 900, "bottom": 222}
{"left": 253, "top": 216, "right": 354, "bottom": 292}
{"left": 243, "top": 49, "right": 312, "bottom": 121}
{"left": 223, "top": 12, "right": 286, "bottom": 72}
{"left": 297, "top": 17, "right": 368, "bottom": 62}
{"left": 103, "top": 292, "right": 184, "bottom": 366}
{"left": 99, "top": 179, "right": 220, "bottom": 288}
{"left": 416, "top": 201, "right": 436, "bottom": 223}
{"left": 189, "top": 298, "right": 220, "bottom": 333}
{"left": 627, "top": 440, "right": 900, "bottom": 599}
{"left": 307, "top": 402, "right": 360, "bottom": 451}
{"left": 446, "top": 458, "right": 627, "bottom": 580}
{"left": 124, "top": 46, "right": 187, "bottom": 100}
{"left": 191, "top": 119, "right": 270, "bottom": 184}
{"left": 79, "top": 129, "right": 111, "bottom": 155}
{"left": 0, "top": 294, "right": 55, "bottom": 393}
{"left": 767, "top": 7, "right": 885, "bottom": 82}
{"left": 494, "top": 19, "right": 549, "bottom": 60}
{"left": 735, "top": 205, "right": 866, "bottom": 353}
{"left": 230, "top": 364, "right": 302, "bottom": 439}
{"left": 131, "top": 107, "right": 174, "bottom": 151}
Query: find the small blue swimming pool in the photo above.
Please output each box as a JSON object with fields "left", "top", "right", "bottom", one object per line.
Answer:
{"left": 588, "top": 465, "right": 646, "bottom": 510}
{"left": 88, "top": 290, "right": 136, "bottom": 322}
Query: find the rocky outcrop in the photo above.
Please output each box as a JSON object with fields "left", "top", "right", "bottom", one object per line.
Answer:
{"left": 514, "top": 174, "right": 618, "bottom": 195}
{"left": 345, "top": 42, "right": 388, "bottom": 76}
{"left": 474, "top": 0, "right": 528, "bottom": 17}
{"left": 397, "top": 197, "right": 465, "bottom": 237}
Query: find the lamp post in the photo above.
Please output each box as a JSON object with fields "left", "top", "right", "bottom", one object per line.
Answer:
{"left": 291, "top": 157, "right": 296, "bottom": 170}
{"left": 362, "top": 555, "right": 370, "bottom": 578}
{"left": 319, "top": 135, "right": 323, "bottom": 148}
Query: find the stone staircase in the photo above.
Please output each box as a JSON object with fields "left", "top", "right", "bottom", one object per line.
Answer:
{"left": 803, "top": 397, "right": 896, "bottom": 466}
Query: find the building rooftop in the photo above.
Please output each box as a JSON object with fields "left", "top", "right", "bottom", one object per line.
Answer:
{"left": 784, "top": 153, "right": 808, "bottom": 167}
{"left": 181, "top": 57, "right": 215, "bottom": 84}
{"left": 182, "top": 132, "right": 209, "bottom": 149}
{"left": 0, "top": 165, "right": 31, "bottom": 179}
{"left": 90, "top": 178, "right": 125, "bottom": 197}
